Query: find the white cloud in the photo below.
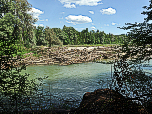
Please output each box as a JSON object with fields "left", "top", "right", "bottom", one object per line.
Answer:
{"left": 91, "top": 26, "right": 96, "bottom": 30}
{"left": 148, "top": 20, "right": 152, "bottom": 23}
{"left": 33, "top": 24, "right": 44, "bottom": 28}
{"left": 64, "top": 3, "right": 76, "bottom": 8}
{"left": 65, "top": 15, "right": 92, "bottom": 24}
{"left": 46, "top": 19, "right": 48, "bottom": 21}
{"left": 59, "top": 0, "right": 103, "bottom": 8}
{"left": 112, "top": 22, "right": 116, "bottom": 25}
{"left": 39, "top": 24, "right": 44, "bottom": 27}
{"left": 26, "top": 7, "right": 44, "bottom": 21}
{"left": 100, "top": 8, "right": 116, "bottom": 15}
{"left": 89, "top": 11, "right": 94, "bottom": 14}
{"left": 33, "top": 24, "right": 38, "bottom": 27}
{"left": 104, "top": 24, "right": 109, "bottom": 26}
{"left": 92, "top": 23, "right": 95, "bottom": 25}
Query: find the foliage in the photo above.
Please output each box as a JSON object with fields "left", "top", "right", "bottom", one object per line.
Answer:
{"left": 0, "top": 0, "right": 39, "bottom": 48}
{"left": 113, "top": 0, "right": 152, "bottom": 111}
{"left": 0, "top": 1, "right": 48, "bottom": 113}
{"left": 44, "top": 26, "right": 63, "bottom": 47}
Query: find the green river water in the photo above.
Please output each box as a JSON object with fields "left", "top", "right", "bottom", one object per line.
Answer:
{"left": 1, "top": 59, "right": 152, "bottom": 111}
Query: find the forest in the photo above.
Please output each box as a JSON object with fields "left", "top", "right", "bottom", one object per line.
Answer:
{"left": 25, "top": 25, "right": 128, "bottom": 48}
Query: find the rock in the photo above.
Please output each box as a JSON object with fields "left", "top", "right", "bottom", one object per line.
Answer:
{"left": 103, "top": 54, "right": 108, "bottom": 59}
{"left": 15, "top": 46, "right": 124, "bottom": 67}
{"left": 70, "top": 88, "right": 149, "bottom": 114}
{"left": 48, "top": 62, "right": 54, "bottom": 65}
{"left": 35, "top": 63, "right": 48, "bottom": 65}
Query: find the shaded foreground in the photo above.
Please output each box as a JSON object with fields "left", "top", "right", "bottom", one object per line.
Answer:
{"left": 17, "top": 88, "right": 150, "bottom": 114}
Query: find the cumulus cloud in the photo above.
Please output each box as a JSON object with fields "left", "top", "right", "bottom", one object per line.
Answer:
{"left": 89, "top": 11, "right": 94, "bottom": 14}
{"left": 112, "top": 22, "right": 116, "bottom": 25}
{"left": 33, "top": 24, "right": 38, "bottom": 27}
{"left": 64, "top": 3, "right": 76, "bottom": 8}
{"left": 46, "top": 19, "right": 48, "bottom": 21}
{"left": 91, "top": 26, "right": 96, "bottom": 30}
{"left": 59, "top": 0, "right": 103, "bottom": 8}
{"left": 65, "top": 15, "right": 92, "bottom": 24}
{"left": 39, "top": 24, "right": 44, "bottom": 27}
{"left": 100, "top": 8, "right": 116, "bottom": 15}
{"left": 26, "top": 7, "right": 44, "bottom": 21}
{"left": 148, "top": 20, "right": 152, "bottom": 23}
{"left": 33, "top": 24, "right": 44, "bottom": 28}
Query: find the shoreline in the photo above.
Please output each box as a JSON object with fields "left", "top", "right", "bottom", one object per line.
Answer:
{"left": 1, "top": 45, "right": 151, "bottom": 69}
{"left": 5, "top": 46, "right": 120, "bottom": 69}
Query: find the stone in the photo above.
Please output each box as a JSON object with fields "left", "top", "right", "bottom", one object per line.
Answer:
{"left": 36, "top": 63, "right": 48, "bottom": 65}
{"left": 103, "top": 54, "right": 108, "bottom": 59}
{"left": 70, "top": 88, "right": 149, "bottom": 114}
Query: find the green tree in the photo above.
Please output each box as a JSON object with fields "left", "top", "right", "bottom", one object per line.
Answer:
{"left": 62, "top": 25, "right": 78, "bottom": 45}
{"left": 52, "top": 28, "right": 67, "bottom": 44}
{"left": 44, "top": 26, "right": 62, "bottom": 47}
{"left": 0, "top": 10, "right": 47, "bottom": 113}
{"left": 95, "top": 29, "right": 100, "bottom": 44}
{"left": 90, "top": 30, "right": 95, "bottom": 45}
{"left": 113, "top": 1, "right": 152, "bottom": 112}
{"left": 99, "top": 31, "right": 105, "bottom": 44}
{"left": 35, "top": 25, "right": 47, "bottom": 46}
{"left": 9, "top": 0, "right": 38, "bottom": 48}
{"left": 76, "top": 31, "right": 81, "bottom": 45}
{"left": 81, "top": 29, "right": 87, "bottom": 44}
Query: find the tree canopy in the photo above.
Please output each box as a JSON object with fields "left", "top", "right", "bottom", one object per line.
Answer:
{"left": 113, "top": 0, "right": 152, "bottom": 110}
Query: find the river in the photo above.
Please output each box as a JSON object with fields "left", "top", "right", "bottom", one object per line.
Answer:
{"left": 18, "top": 61, "right": 114, "bottom": 109}
{"left": 1, "top": 59, "right": 152, "bottom": 111}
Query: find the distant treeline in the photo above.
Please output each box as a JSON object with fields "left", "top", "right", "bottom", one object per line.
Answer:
{"left": 31, "top": 25, "right": 128, "bottom": 47}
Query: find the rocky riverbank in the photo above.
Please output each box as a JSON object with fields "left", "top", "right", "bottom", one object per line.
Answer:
{"left": 2, "top": 46, "right": 123, "bottom": 69}
{"left": 2, "top": 45, "right": 151, "bottom": 69}
{"left": 17, "top": 88, "right": 150, "bottom": 114}
{"left": 69, "top": 88, "right": 149, "bottom": 114}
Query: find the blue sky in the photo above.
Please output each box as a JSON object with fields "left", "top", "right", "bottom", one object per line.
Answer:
{"left": 26, "top": 0, "right": 151, "bottom": 35}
